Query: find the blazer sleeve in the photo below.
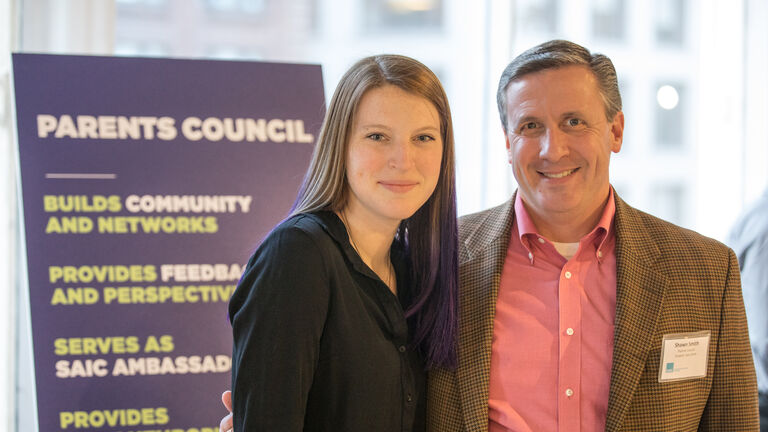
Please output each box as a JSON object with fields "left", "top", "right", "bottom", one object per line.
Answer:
{"left": 229, "top": 225, "right": 330, "bottom": 431}
{"left": 699, "top": 248, "right": 759, "bottom": 430}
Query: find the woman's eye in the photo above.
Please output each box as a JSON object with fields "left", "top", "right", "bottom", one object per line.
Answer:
{"left": 367, "top": 133, "right": 384, "bottom": 141}
{"left": 416, "top": 134, "right": 435, "bottom": 142}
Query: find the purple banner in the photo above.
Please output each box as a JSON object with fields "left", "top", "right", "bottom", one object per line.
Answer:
{"left": 13, "top": 53, "right": 324, "bottom": 432}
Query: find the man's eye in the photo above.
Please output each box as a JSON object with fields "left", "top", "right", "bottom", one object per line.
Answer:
{"left": 519, "top": 122, "right": 538, "bottom": 132}
{"left": 567, "top": 118, "right": 583, "bottom": 127}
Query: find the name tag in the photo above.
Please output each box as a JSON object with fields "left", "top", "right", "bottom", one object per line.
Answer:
{"left": 658, "top": 331, "right": 711, "bottom": 382}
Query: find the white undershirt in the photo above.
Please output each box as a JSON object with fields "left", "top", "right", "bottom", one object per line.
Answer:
{"left": 552, "top": 241, "right": 580, "bottom": 260}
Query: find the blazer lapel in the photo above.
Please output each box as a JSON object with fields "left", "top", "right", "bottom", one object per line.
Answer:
{"left": 605, "top": 195, "right": 669, "bottom": 431}
{"left": 456, "top": 197, "right": 515, "bottom": 432}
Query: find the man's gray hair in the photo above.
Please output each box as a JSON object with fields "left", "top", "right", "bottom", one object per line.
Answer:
{"left": 497, "top": 39, "right": 622, "bottom": 131}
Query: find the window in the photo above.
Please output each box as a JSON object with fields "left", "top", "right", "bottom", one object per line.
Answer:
{"left": 618, "top": 79, "right": 629, "bottom": 115}
{"left": 116, "top": 0, "right": 170, "bottom": 17}
{"left": 655, "top": 0, "right": 685, "bottom": 46}
{"left": 118, "top": 0, "right": 167, "bottom": 5}
{"left": 654, "top": 82, "right": 685, "bottom": 148}
{"left": 115, "top": 41, "right": 169, "bottom": 57}
{"left": 205, "top": 0, "right": 266, "bottom": 14}
{"left": 516, "top": 0, "right": 559, "bottom": 34}
{"left": 651, "top": 183, "right": 686, "bottom": 225}
{"left": 115, "top": 0, "right": 316, "bottom": 61}
{"left": 591, "top": 0, "right": 625, "bottom": 40}
{"left": 364, "top": 0, "right": 443, "bottom": 31}
{"left": 206, "top": 45, "right": 263, "bottom": 61}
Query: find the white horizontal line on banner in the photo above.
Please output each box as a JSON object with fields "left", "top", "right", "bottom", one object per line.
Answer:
{"left": 45, "top": 173, "right": 117, "bottom": 180}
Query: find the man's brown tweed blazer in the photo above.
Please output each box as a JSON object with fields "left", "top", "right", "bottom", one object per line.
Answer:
{"left": 427, "top": 192, "right": 758, "bottom": 431}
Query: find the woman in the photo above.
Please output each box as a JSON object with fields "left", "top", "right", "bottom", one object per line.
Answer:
{"left": 228, "top": 54, "right": 459, "bottom": 431}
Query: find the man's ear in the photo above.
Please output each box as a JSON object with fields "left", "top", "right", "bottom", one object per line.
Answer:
{"left": 504, "top": 128, "right": 514, "bottom": 165}
{"left": 501, "top": 125, "right": 512, "bottom": 164}
{"left": 610, "top": 111, "right": 624, "bottom": 153}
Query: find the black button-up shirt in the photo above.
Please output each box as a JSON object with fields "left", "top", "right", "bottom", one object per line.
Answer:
{"left": 230, "top": 211, "right": 426, "bottom": 431}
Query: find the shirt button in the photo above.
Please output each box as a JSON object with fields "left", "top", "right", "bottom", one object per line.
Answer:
{"left": 538, "top": 237, "right": 545, "bottom": 244}
{"left": 566, "top": 327, "right": 574, "bottom": 336}
{"left": 564, "top": 271, "right": 572, "bottom": 279}
{"left": 528, "top": 252, "right": 533, "bottom": 260}
{"left": 565, "top": 388, "right": 574, "bottom": 397}
{"left": 406, "top": 393, "right": 413, "bottom": 403}
{"left": 398, "top": 345, "right": 406, "bottom": 353}
{"left": 597, "top": 250, "right": 603, "bottom": 258}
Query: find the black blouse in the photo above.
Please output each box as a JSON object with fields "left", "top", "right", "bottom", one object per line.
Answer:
{"left": 229, "top": 211, "right": 426, "bottom": 431}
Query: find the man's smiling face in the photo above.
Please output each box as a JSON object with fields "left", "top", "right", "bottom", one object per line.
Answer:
{"left": 504, "top": 65, "right": 624, "bottom": 231}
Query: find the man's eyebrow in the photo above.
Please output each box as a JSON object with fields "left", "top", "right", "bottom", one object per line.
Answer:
{"left": 560, "top": 111, "right": 584, "bottom": 119}
{"left": 511, "top": 115, "right": 540, "bottom": 127}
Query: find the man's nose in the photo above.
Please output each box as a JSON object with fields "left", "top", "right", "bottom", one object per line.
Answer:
{"left": 539, "top": 128, "right": 569, "bottom": 161}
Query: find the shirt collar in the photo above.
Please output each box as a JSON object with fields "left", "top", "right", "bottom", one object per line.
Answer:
{"left": 303, "top": 210, "right": 349, "bottom": 246}
{"left": 300, "top": 210, "right": 408, "bottom": 280}
{"left": 514, "top": 187, "right": 616, "bottom": 261}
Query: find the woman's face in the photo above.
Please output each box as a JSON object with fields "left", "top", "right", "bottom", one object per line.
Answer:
{"left": 344, "top": 84, "right": 443, "bottom": 228}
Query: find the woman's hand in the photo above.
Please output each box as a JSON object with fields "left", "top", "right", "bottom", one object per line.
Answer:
{"left": 219, "top": 390, "right": 233, "bottom": 432}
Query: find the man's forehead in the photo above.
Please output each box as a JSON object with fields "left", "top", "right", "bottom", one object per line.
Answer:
{"left": 504, "top": 66, "right": 602, "bottom": 115}
{"left": 507, "top": 65, "right": 598, "bottom": 91}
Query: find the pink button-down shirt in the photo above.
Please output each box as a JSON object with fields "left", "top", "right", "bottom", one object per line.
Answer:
{"left": 488, "top": 190, "right": 617, "bottom": 432}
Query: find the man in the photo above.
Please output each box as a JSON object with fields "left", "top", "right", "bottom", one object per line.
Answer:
{"left": 220, "top": 39, "right": 758, "bottom": 431}
{"left": 727, "top": 187, "right": 768, "bottom": 431}
{"left": 426, "top": 39, "right": 756, "bottom": 431}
